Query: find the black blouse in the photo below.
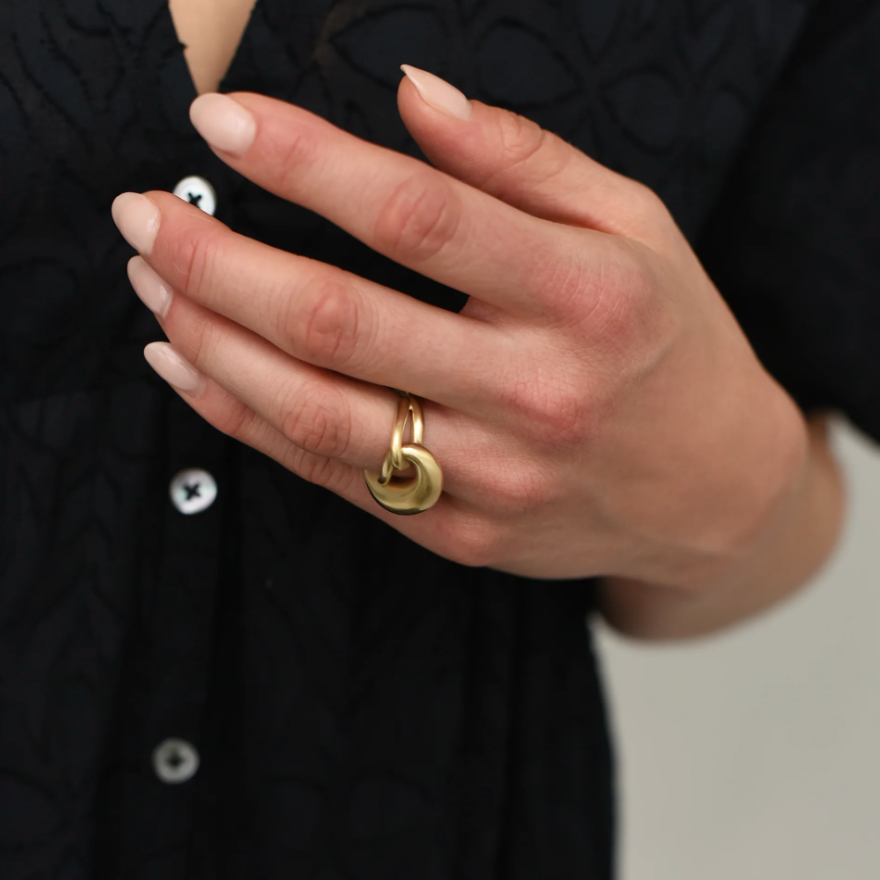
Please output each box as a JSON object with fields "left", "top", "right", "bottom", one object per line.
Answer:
{"left": 1, "top": 0, "right": 878, "bottom": 878}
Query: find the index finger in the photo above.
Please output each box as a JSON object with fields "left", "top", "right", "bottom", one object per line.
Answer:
{"left": 189, "top": 91, "right": 597, "bottom": 317}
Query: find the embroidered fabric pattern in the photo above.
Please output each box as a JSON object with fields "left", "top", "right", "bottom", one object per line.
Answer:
{"left": 1, "top": 0, "right": 878, "bottom": 877}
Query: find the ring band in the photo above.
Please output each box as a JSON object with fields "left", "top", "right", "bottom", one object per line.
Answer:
{"left": 364, "top": 391, "right": 443, "bottom": 515}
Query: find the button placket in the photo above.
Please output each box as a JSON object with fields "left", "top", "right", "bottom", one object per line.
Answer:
{"left": 110, "top": 28, "right": 236, "bottom": 866}
{"left": 126, "top": 388, "right": 229, "bottom": 864}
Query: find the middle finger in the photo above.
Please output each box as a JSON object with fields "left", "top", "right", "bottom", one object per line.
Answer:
{"left": 131, "top": 253, "right": 494, "bottom": 503}
{"left": 113, "top": 190, "right": 507, "bottom": 412}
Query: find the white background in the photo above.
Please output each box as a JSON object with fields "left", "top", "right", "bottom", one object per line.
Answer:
{"left": 595, "top": 414, "right": 880, "bottom": 880}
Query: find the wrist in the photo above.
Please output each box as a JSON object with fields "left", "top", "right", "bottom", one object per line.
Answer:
{"left": 611, "top": 372, "right": 813, "bottom": 595}
{"left": 714, "top": 382, "right": 814, "bottom": 587}
{"left": 596, "top": 408, "right": 845, "bottom": 641}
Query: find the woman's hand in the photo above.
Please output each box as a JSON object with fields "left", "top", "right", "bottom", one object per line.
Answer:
{"left": 111, "top": 68, "right": 808, "bottom": 587}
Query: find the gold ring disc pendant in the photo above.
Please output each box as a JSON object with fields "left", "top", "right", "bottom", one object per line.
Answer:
{"left": 364, "top": 443, "right": 443, "bottom": 515}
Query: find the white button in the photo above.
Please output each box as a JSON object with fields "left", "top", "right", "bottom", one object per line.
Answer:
{"left": 169, "top": 467, "right": 217, "bottom": 515}
{"left": 172, "top": 175, "right": 217, "bottom": 215}
{"left": 152, "top": 738, "right": 200, "bottom": 785}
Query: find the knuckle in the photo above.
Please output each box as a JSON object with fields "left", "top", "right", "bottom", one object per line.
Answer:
{"left": 278, "top": 382, "right": 353, "bottom": 460}
{"left": 589, "top": 243, "right": 655, "bottom": 343}
{"left": 624, "top": 180, "right": 675, "bottom": 235}
{"left": 589, "top": 290, "right": 642, "bottom": 352}
{"left": 551, "top": 241, "right": 653, "bottom": 349}
{"left": 499, "top": 372, "right": 590, "bottom": 449}
{"left": 489, "top": 112, "right": 573, "bottom": 195}
{"left": 534, "top": 247, "right": 601, "bottom": 318}
{"left": 292, "top": 447, "right": 340, "bottom": 488}
{"left": 214, "top": 399, "right": 262, "bottom": 443}
{"left": 176, "top": 224, "right": 226, "bottom": 303}
{"left": 630, "top": 179, "right": 667, "bottom": 216}
{"left": 496, "top": 110, "right": 547, "bottom": 168}
{"left": 295, "top": 273, "right": 367, "bottom": 370}
{"left": 272, "top": 128, "right": 323, "bottom": 194}
{"left": 185, "top": 312, "right": 224, "bottom": 371}
{"left": 372, "top": 172, "right": 462, "bottom": 264}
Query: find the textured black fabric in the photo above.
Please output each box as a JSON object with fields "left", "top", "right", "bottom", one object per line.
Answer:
{"left": 696, "top": 0, "right": 880, "bottom": 442}
{"left": 0, "top": 1, "right": 877, "bottom": 878}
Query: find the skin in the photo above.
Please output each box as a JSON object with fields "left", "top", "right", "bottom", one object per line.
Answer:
{"left": 598, "top": 411, "right": 845, "bottom": 639}
{"left": 124, "top": 6, "right": 846, "bottom": 639}
{"left": 168, "top": 0, "right": 257, "bottom": 95}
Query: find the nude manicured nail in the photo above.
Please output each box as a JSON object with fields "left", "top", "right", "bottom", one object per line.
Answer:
{"left": 111, "top": 193, "right": 160, "bottom": 255}
{"left": 400, "top": 64, "right": 471, "bottom": 121}
{"left": 190, "top": 93, "right": 257, "bottom": 157}
{"left": 128, "top": 256, "right": 173, "bottom": 318}
{"left": 144, "top": 342, "right": 206, "bottom": 397}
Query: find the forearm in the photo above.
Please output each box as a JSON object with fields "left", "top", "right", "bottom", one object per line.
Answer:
{"left": 595, "top": 412, "right": 846, "bottom": 641}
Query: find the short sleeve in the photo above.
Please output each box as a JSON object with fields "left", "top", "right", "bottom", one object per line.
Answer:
{"left": 695, "top": 0, "right": 880, "bottom": 443}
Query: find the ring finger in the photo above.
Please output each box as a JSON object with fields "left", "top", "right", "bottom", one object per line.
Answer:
{"left": 133, "top": 256, "right": 491, "bottom": 502}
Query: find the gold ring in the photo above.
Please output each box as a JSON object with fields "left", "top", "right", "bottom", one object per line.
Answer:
{"left": 364, "top": 391, "right": 443, "bottom": 515}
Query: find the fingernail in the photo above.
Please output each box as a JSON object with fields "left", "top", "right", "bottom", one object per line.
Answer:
{"left": 111, "top": 193, "right": 160, "bottom": 255}
{"left": 400, "top": 64, "right": 471, "bottom": 121}
{"left": 127, "top": 256, "right": 173, "bottom": 318}
{"left": 144, "top": 342, "right": 206, "bottom": 397}
{"left": 189, "top": 93, "right": 257, "bottom": 157}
